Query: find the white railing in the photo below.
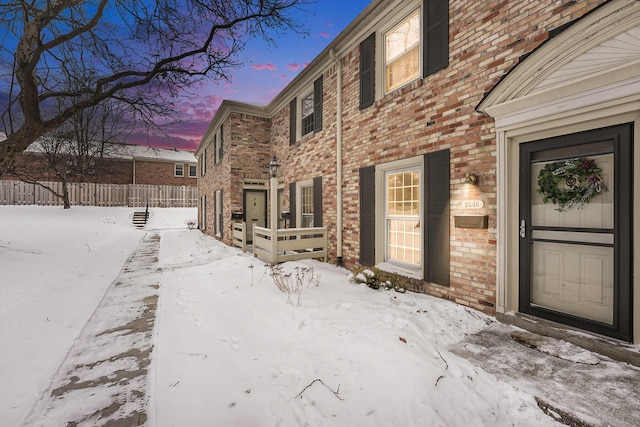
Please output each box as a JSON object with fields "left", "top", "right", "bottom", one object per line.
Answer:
{"left": 232, "top": 222, "right": 247, "bottom": 252}
{"left": 252, "top": 225, "right": 327, "bottom": 263}
{"left": 0, "top": 180, "right": 197, "bottom": 208}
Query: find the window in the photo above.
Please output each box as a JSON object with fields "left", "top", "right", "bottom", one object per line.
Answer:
{"left": 386, "top": 169, "right": 421, "bottom": 265}
{"left": 301, "top": 92, "right": 315, "bottom": 137}
{"left": 359, "top": 0, "right": 449, "bottom": 104}
{"left": 175, "top": 163, "right": 184, "bottom": 177}
{"left": 385, "top": 9, "right": 420, "bottom": 92}
{"left": 189, "top": 164, "right": 197, "bottom": 178}
{"left": 301, "top": 185, "right": 314, "bottom": 227}
{"left": 289, "top": 76, "right": 323, "bottom": 144}
{"left": 289, "top": 177, "right": 322, "bottom": 228}
{"left": 359, "top": 150, "right": 450, "bottom": 285}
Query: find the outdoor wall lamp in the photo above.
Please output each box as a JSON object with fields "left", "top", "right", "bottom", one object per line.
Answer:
{"left": 465, "top": 173, "right": 478, "bottom": 185}
{"left": 268, "top": 155, "right": 280, "bottom": 178}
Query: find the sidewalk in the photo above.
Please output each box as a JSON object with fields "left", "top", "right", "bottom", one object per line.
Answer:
{"left": 20, "top": 228, "right": 640, "bottom": 426}
{"left": 23, "top": 232, "right": 161, "bottom": 427}
{"left": 450, "top": 322, "right": 640, "bottom": 427}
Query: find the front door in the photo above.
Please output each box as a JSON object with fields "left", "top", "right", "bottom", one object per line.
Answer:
{"left": 244, "top": 190, "right": 266, "bottom": 243}
{"left": 519, "top": 124, "right": 632, "bottom": 341}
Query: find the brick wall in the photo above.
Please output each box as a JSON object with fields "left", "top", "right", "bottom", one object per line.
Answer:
{"left": 200, "top": 0, "right": 608, "bottom": 314}
{"left": 134, "top": 159, "right": 197, "bottom": 187}
{"left": 7, "top": 152, "right": 133, "bottom": 184}
{"left": 198, "top": 112, "right": 272, "bottom": 243}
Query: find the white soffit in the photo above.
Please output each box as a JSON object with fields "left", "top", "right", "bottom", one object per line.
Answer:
{"left": 478, "top": 0, "right": 640, "bottom": 126}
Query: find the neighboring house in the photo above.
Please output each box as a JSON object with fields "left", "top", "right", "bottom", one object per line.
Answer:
{"left": 127, "top": 145, "right": 198, "bottom": 187}
{"left": 8, "top": 143, "right": 198, "bottom": 187}
{"left": 196, "top": 0, "right": 640, "bottom": 345}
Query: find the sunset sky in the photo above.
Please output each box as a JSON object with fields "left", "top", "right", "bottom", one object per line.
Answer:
{"left": 140, "top": 0, "right": 371, "bottom": 151}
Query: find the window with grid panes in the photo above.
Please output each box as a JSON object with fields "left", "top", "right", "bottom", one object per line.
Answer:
{"left": 301, "top": 185, "right": 314, "bottom": 227}
{"left": 386, "top": 169, "right": 421, "bottom": 266}
{"left": 301, "top": 92, "right": 314, "bottom": 137}
{"left": 385, "top": 9, "right": 420, "bottom": 92}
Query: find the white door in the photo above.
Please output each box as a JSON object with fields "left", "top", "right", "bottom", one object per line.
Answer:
{"left": 245, "top": 190, "right": 266, "bottom": 243}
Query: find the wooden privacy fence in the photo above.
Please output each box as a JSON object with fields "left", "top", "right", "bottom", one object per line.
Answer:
{"left": 0, "top": 180, "right": 197, "bottom": 208}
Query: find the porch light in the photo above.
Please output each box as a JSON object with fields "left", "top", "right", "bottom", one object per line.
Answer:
{"left": 268, "top": 156, "right": 280, "bottom": 178}
{"left": 465, "top": 173, "right": 478, "bottom": 185}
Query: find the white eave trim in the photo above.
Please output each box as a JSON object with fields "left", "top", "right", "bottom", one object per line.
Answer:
{"left": 478, "top": 0, "right": 640, "bottom": 116}
{"left": 487, "top": 69, "right": 640, "bottom": 130}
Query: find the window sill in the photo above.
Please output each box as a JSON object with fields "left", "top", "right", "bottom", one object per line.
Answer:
{"left": 376, "top": 261, "right": 422, "bottom": 281}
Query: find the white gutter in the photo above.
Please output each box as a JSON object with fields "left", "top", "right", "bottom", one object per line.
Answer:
{"left": 330, "top": 48, "right": 344, "bottom": 265}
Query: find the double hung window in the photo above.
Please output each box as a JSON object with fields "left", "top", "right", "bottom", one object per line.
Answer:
{"left": 385, "top": 9, "right": 421, "bottom": 92}
{"left": 386, "top": 169, "right": 421, "bottom": 265}
{"left": 301, "top": 93, "right": 315, "bottom": 137}
{"left": 301, "top": 185, "right": 314, "bottom": 228}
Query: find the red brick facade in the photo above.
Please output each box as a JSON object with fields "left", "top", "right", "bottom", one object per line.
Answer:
{"left": 197, "top": 0, "right": 609, "bottom": 315}
{"left": 6, "top": 145, "right": 197, "bottom": 187}
{"left": 134, "top": 159, "right": 197, "bottom": 186}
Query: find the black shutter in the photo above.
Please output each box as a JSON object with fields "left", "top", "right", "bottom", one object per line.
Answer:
{"left": 289, "top": 182, "right": 297, "bottom": 228}
{"left": 219, "top": 125, "right": 224, "bottom": 159}
{"left": 424, "top": 149, "right": 450, "bottom": 286}
{"left": 313, "top": 76, "right": 323, "bottom": 132}
{"left": 213, "top": 135, "right": 217, "bottom": 164}
{"left": 359, "top": 166, "right": 375, "bottom": 266}
{"left": 220, "top": 189, "right": 224, "bottom": 239}
{"left": 313, "top": 176, "right": 323, "bottom": 226}
{"left": 289, "top": 98, "right": 297, "bottom": 145}
{"left": 359, "top": 33, "right": 375, "bottom": 110}
{"left": 424, "top": 0, "right": 449, "bottom": 77}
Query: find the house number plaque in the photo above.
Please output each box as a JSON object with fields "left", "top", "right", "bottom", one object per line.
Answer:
{"left": 462, "top": 199, "right": 484, "bottom": 209}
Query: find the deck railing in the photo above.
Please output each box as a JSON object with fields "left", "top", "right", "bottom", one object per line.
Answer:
{"left": 252, "top": 224, "right": 327, "bottom": 263}
{"left": 232, "top": 222, "right": 247, "bottom": 252}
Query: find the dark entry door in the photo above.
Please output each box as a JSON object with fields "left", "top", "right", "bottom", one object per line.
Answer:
{"left": 519, "top": 124, "right": 632, "bottom": 341}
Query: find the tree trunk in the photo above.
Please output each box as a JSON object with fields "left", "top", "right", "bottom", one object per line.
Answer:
{"left": 62, "top": 180, "right": 71, "bottom": 209}
{"left": 0, "top": 127, "right": 46, "bottom": 175}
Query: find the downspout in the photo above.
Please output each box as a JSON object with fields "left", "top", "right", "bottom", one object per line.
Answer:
{"left": 330, "top": 48, "right": 344, "bottom": 266}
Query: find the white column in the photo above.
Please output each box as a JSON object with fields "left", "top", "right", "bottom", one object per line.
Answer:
{"left": 270, "top": 175, "right": 278, "bottom": 264}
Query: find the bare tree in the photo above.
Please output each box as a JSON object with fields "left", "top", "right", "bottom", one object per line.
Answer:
{"left": 8, "top": 98, "right": 134, "bottom": 208}
{"left": 0, "top": 0, "right": 309, "bottom": 173}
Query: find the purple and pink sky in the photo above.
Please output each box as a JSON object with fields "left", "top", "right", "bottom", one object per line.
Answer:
{"left": 137, "top": 0, "right": 371, "bottom": 152}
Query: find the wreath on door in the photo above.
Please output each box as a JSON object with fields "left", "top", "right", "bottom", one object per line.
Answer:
{"left": 536, "top": 157, "right": 607, "bottom": 212}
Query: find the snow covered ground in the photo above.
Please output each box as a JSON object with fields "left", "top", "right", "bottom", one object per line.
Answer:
{"left": 0, "top": 206, "right": 559, "bottom": 426}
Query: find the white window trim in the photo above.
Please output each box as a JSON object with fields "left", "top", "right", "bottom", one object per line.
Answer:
{"left": 188, "top": 164, "right": 197, "bottom": 178}
{"left": 374, "top": 156, "right": 424, "bottom": 278}
{"left": 377, "top": 5, "right": 423, "bottom": 97}
{"left": 174, "top": 163, "right": 184, "bottom": 177}
{"left": 295, "top": 178, "right": 314, "bottom": 228}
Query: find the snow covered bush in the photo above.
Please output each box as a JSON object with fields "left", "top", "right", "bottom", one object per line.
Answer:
{"left": 351, "top": 267, "right": 407, "bottom": 293}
